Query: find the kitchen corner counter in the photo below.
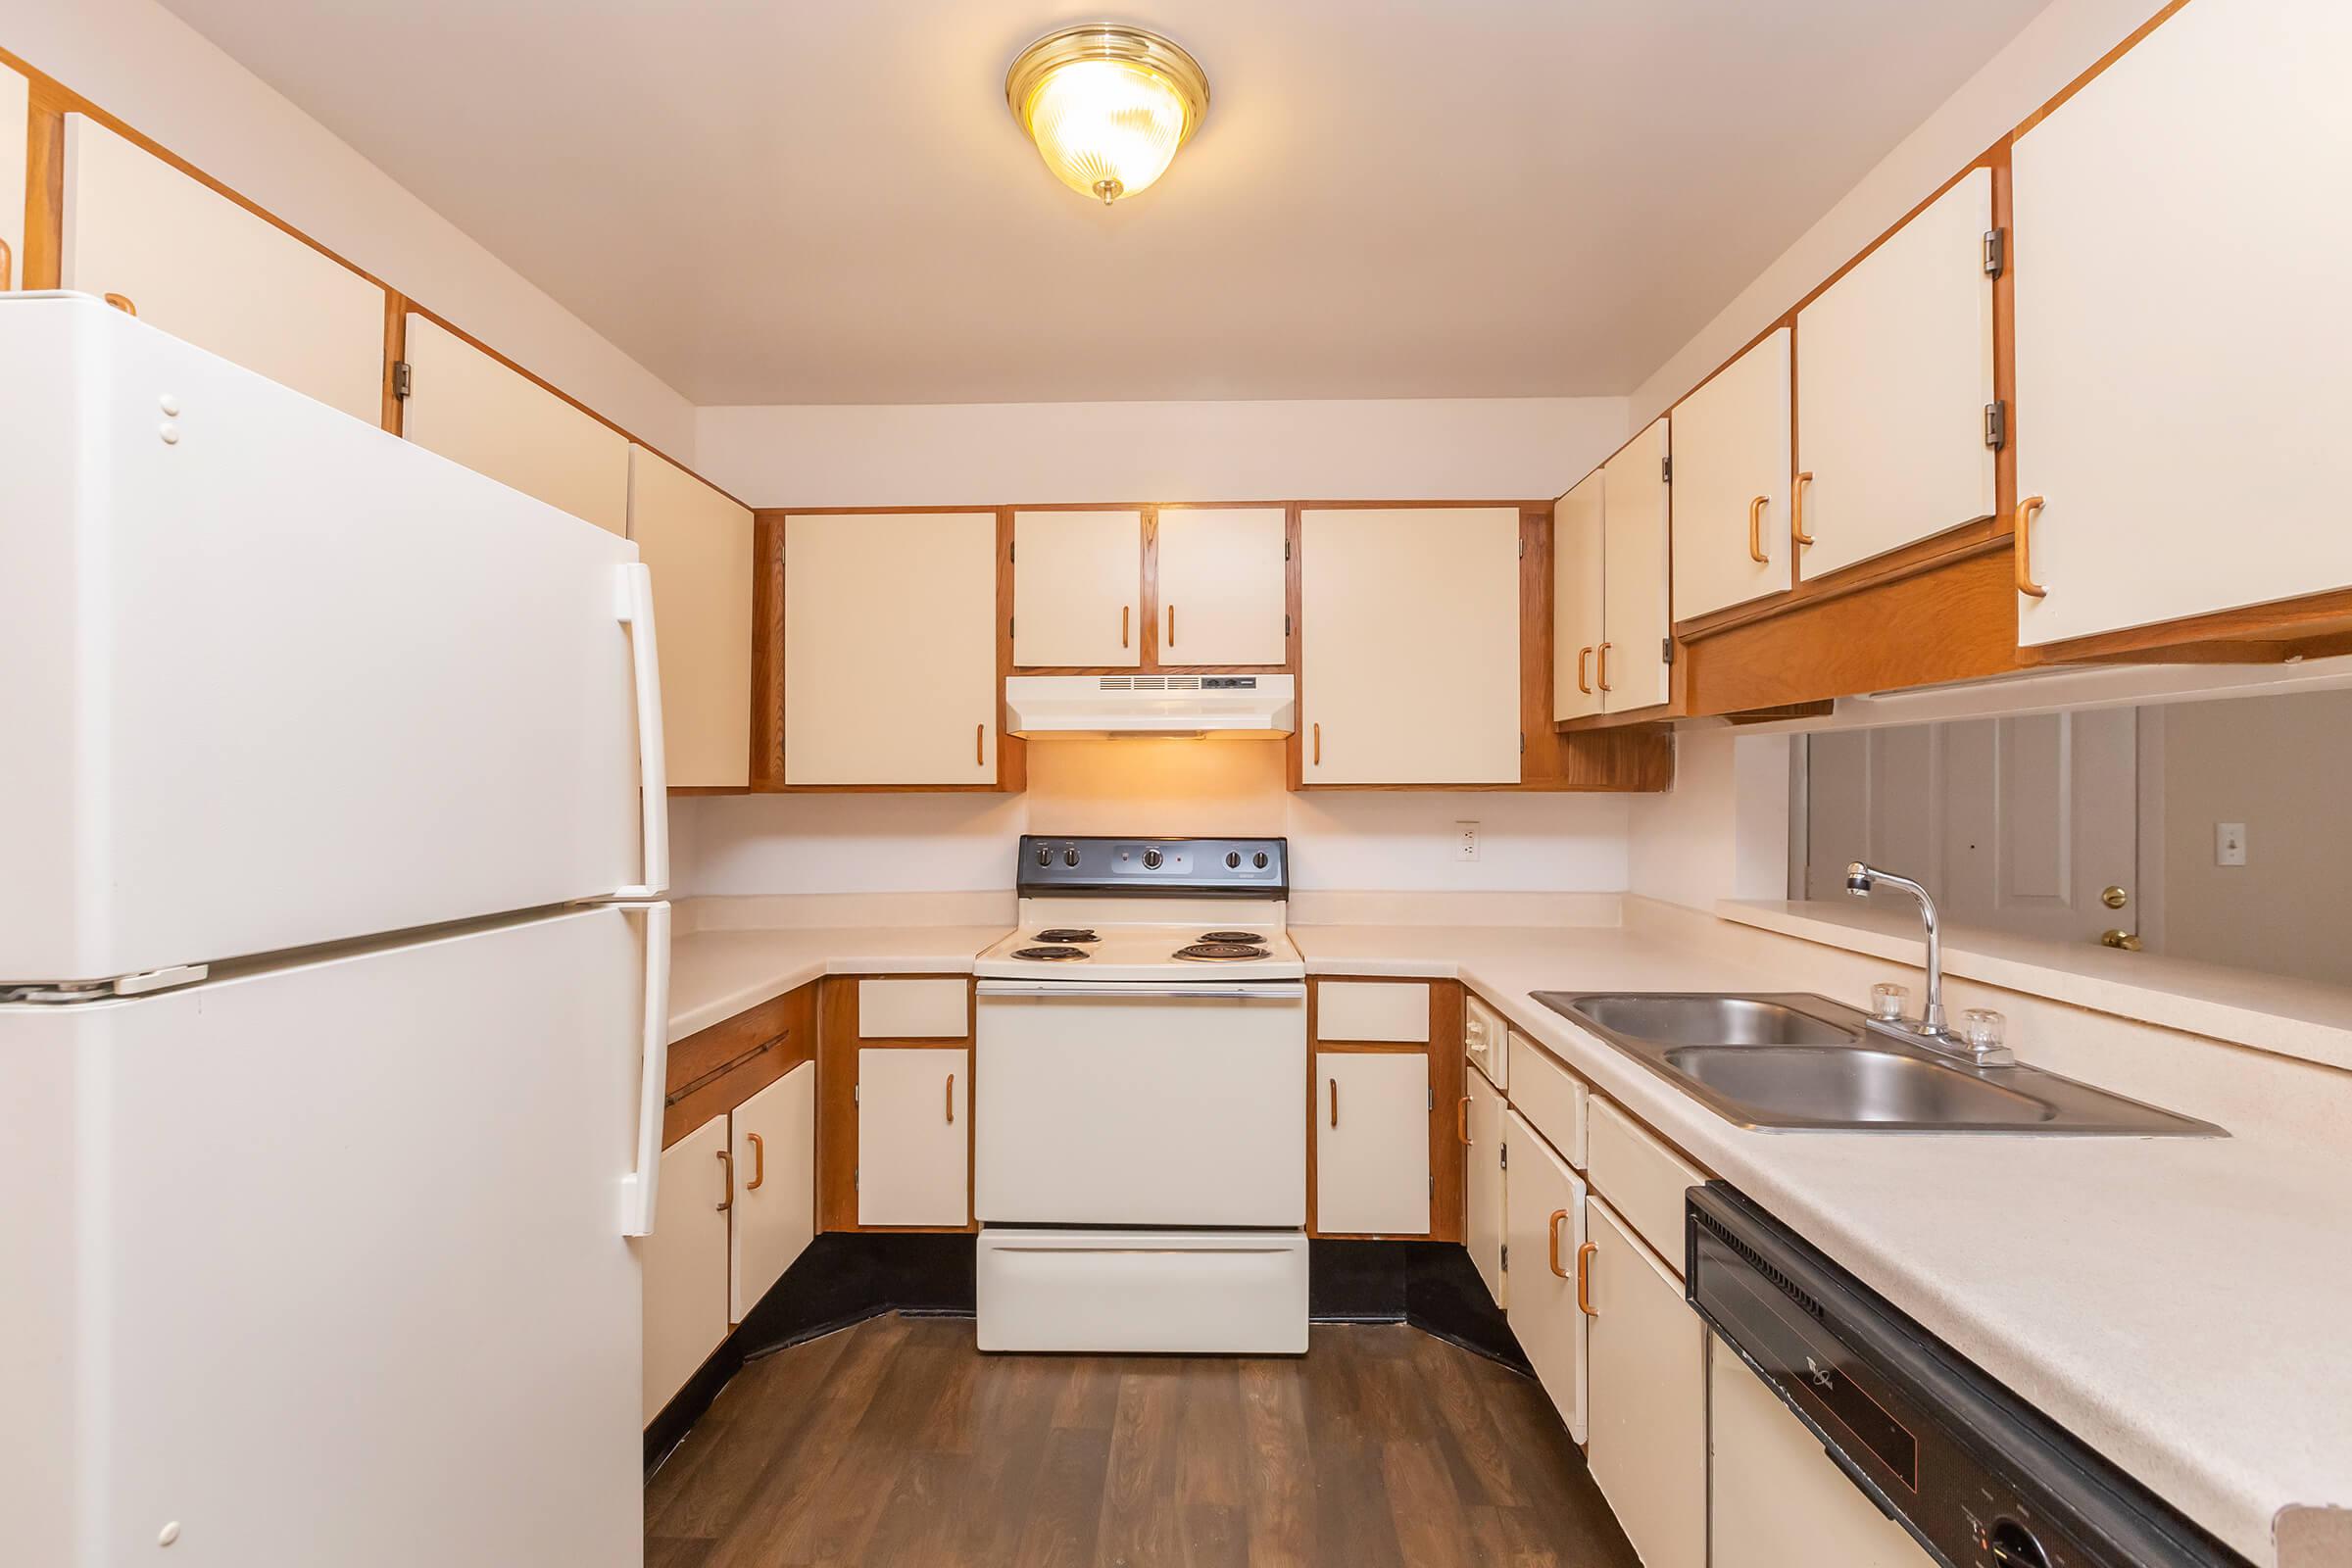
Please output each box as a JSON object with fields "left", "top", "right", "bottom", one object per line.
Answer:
{"left": 667, "top": 925, "right": 1005, "bottom": 1042}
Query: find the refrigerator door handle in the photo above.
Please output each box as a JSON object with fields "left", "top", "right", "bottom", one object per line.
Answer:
{"left": 620, "top": 900, "right": 672, "bottom": 1237}
{"left": 612, "top": 563, "right": 670, "bottom": 898}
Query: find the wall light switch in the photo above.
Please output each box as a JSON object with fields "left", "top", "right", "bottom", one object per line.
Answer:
{"left": 1454, "top": 821, "right": 1481, "bottom": 862}
{"left": 2216, "top": 821, "right": 2247, "bottom": 866}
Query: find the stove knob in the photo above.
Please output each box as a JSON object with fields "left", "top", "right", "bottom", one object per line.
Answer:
{"left": 1035, "top": 845, "right": 1052, "bottom": 867}
{"left": 1063, "top": 847, "right": 1080, "bottom": 867}
{"left": 1252, "top": 851, "right": 1269, "bottom": 869}
{"left": 1142, "top": 849, "right": 1163, "bottom": 869}
{"left": 1225, "top": 851, "right": 1241, "bottom": 869}
{"left": 1987, "top": 1521, "right": 2050, "bottom": 1568}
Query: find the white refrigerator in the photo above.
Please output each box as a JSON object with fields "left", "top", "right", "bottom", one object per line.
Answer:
{"left": 1, "top": 293, "right": 670, "bottom": 1567}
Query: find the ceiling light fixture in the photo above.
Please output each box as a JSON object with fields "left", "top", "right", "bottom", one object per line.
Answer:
{"left": 1005, "top": 24, "right": 1209, "bottom": 207}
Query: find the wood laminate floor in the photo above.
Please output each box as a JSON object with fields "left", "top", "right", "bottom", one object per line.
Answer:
{"left": 646, "top": 1313, "right": 1642, "bottom": 1568}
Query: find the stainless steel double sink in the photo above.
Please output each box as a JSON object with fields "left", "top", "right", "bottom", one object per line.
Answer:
{"left": 1530, "top": 992, "right": 2224, "bottom": 1136}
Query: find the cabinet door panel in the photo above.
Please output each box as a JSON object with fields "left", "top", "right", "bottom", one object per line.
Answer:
{"left": 856, "top": 1047, "right": 969, "bottom": 1226}
{"left": 1155, "top": 506, "right": 1289, "bottom": 665}
{"left": 1670, "top": 328, "right": 1791, "bottom": 620}
{"left": 2015, "top": 0, "right": 2352, "bottom": 646}
{"left": 1501, "top": 1108, "right": 1588, "bottom": 1443}
{"left": 1313, "top": 1052, "right": 1430, "bottom": 1236}
{"left": 61, "top": 115, "right": 384, "bottom": 424}
{"left": 1552, "top": 472, "right": 1605, "bottom": 722}
{"left": 1601, "top": 418, "right": 1673, "bottom": 711}
{"left": 641, "top": 1114, "right": 730, "bottom": 1423}
{"left": 1797, "top": 168, "right": 1995, "bottom": 581}
{"left": 629, "top": 447, "right": 751, "bottom": 787}
{"left": 1299, "top": 508, "right": 1520, "bottom": 784}
{"left": 730, "top": 1062, "right": 814, "bottom": 1321}
{"left": 1, "top": 65, "right": 25, "bottom": 292}
{"left": 1587, "top": 1200, "right": 1706, "bottom": 1568}
{"left": 402, "top": 314, "right": 630, "bottom": 533}
{"left": 1013, "top": 510, "right": 1142, "bottom": 666}
{"left": 784, "top": 513, "right": 998, "bottom": 785}
{"left": 1464, "top": 1068, "right": 1507, "bottom": 1306}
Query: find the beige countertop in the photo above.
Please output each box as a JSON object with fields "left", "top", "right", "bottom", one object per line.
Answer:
{"left": 665, "top": 908, "right": 2348, "bottom": 1562}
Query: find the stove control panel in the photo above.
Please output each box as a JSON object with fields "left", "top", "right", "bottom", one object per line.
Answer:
{"left": 1016, "top": 836, "right": 1288, "bottom": 897}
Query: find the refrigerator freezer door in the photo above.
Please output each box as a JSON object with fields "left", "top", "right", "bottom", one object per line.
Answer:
{"left": 1, "top": 904, "right": 654, "bottom": 1567}
{"left": 0, "top": 293, "right": 661, "bottom": 985}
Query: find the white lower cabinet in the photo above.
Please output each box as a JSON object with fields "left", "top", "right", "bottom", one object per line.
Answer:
{"left": 1711, "top": 1334, "right": 1937, "bottom": 1568}
{"left": 728, "top": 1063, "right": 815, "bottom": 1322}
{"left": 1313, "top": 1051, "right": 1431, "bottom": 1236}
{"left": 639, "top": 1114, "right": 731, "bottom": 1424}
{"left": 1586, "top": 1199, "right": 1706, "bottom": 1568}
{"left": 1501, "top": 1108, "right": 1588, "bottom": 1443}
{"left": 857, "top": 1047, "right": 970, "bottom": 1226}
{"left": 1464, "top": 1067, "right": 1507, "bottom": 1305}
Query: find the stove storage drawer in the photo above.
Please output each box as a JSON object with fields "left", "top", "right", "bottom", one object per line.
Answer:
{"left": 977, "top": 1228, "right": 1309, "bottom": 1354}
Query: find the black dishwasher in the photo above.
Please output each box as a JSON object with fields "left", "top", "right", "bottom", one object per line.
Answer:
{"left": 1686, "top": 1184, "right": 2248, "bottom": 1568}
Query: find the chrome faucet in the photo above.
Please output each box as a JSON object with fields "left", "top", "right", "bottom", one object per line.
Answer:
{"left": 1844, "top": 861, "right": 2012, "bottom": 1066}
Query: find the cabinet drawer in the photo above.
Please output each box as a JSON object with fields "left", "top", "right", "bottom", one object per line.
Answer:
{"left": 1588, "top": 1098, "right": 1704, "bottom": 1265}
{"left": 1507, "top": 1032, "right": 1588, "bottom": 1170}
{"left": 1464, "top": 992, "right": 1508, "bottom": 1091}
{"left": 857, "top": 978, "right": 969, "bottom": 1038}
{"left": 1316, "top": 980, "right": 1430, "bottom": 1043}
{"left": 977, "top": 1228, "right": 1308, "bottom": 1354}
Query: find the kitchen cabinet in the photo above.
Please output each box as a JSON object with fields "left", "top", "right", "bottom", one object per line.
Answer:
{"left": 1, "top": 65, "right": 25, "bottom": 292}
{"left": 728, "top": 1062, "right": 815, "bottom": 1322}
{"left": 1586, "top": 1199, "right": 1707, "bottom": 1568}
{"left": 59, "top": 114, "right": 384, "bottom": 425}
{"left": 2013, "top": 0, "right": 2352, "bottom": 649}
{"left": 1501, "top": 1107, "right": 1588, "bottom": 1443}
{"left": 1588, "top": 1094, "right": 1703, "bottom": 1262}
{"left": 1711, "top": 1335, "right": 1936, "bottom": 1568}
{"left": 1796, "top": 167, "right": 1996, "bottom": 582}
{"left": 1316, "top": 979, "right": 1430, "bottom": 1044}
{"left": 1012, "top": 510, "right": 1143, "bottom": 667}
{"left": 1599, "top": 419, "right": 1673, "bottom": 711}
{"left": 1464, "top": 1066, "right": 1507, "bottom": 1305}
{"left": 401, "top": 314, "right": 630, "bottom": 534}
{"left": 1298, "top": 507, "right": 1520, "bottom": 785}
{"left": 856, "top": 978, "right": 969, "bottom": 1038}
{"left": 1154, "top": 506, "right": 1290, "bottom": 665}
{"left": 1552, "top": 470, "right": 1605, "bottom": 722}
{"left": 783, "top": 512, "right": 1000, "bottom": 786}
{"left": 1670, "top": 327, "right": 1792, "bottom": 620}
{"left": 1313, "top": 1051, "right": 1431, "bottom": 1236}
{"left": 627, "top": 447, "right": 753, "bottom": 787}
{"left": 855, "top": 1047, "right": 969, "bottom": 1226}
{"left": 640, "top": 1113, "right": 731, "bottom": 1423}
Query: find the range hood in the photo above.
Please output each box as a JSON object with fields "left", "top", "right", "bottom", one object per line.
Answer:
{"left": 1005, "top": 674, "right": 1297, "bottom": 739}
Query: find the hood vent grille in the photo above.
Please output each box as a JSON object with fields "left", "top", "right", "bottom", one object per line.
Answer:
{"left": 1097, "top": 675, "right": 1202, "bottom": 691}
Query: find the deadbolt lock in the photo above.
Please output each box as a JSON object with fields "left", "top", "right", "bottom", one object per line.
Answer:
{"left": 2100, "top": 885, "right": 2130, "bottom": 910}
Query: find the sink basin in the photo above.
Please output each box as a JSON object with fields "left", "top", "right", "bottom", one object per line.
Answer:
{"left": 1529, "top": 990, "right": 2222, "bottom": 1136}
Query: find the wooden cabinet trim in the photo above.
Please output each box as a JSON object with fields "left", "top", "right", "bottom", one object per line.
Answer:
{"left": 662, "top": 982, "right": 815, "bottom": 1150}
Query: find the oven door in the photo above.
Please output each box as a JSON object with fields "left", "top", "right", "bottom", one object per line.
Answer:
{"left": 975, "top": 981, "right": 1307, "bottom": 1226}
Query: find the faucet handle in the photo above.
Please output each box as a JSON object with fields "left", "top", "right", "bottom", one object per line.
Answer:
{"left": 1869, "top": 982, "right": 1910, "bottom": 1021}
{"left": 1960, "top": 1007, "right": 2010, "bottom": 1059}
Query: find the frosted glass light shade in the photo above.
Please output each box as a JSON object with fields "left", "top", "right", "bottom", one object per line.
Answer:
{"left": 1007, "top": 26, "right": 1208, "bottom": 206}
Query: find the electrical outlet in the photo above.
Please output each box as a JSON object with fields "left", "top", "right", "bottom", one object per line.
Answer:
{"left": 1454, "top": 821, "right": 1481, "bottom": 862}
{"left": 2216, "top": 821, "right": 2248, "bottom": 866}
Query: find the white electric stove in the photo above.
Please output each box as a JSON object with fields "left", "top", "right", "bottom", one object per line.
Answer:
{"left": 973, "top": 835, "right": 1308, "bottom": 1354}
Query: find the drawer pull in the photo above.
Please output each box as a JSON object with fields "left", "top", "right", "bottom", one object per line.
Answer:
{"left": 715, "top": 1148, "right": 733, "bottom": 1213}
{"left": 1576, "top": 645, "right": 1592, "bottom": 695}
{"left": 1596, "top": 641, "right": 1612, "bottom": 693}
{"left": 1577, "top": 1241, "right": 1597, "bottom": 1316}
{"left": 946, "top": 1072, "right": 956, "bottom": 1123}
{"left": 1121, "top": 605, "right": 1130, "bottom": 648}
{"left": 2015, "top": 495, "right": 2048, "bottom": 598}
{"left": 1792, "top": 470, "right": 1816, "bottom": 548}
{"left": 104, "top": 291, "right": 138, "bottom": 317}
{"left": 1546, "top": 1208, "right": 1570, "bottom": 1278}
{"left": 1746, "top": 495, "right": 1770, "bottom": 564}
{"left": 976, "top": 722, "right": 986, "bottom": 765}
{"left": 745, "top": 1131, "right": 765, "bottom": 1191}
{"left": 1312, "top": 722, "right": 1321, "bottom": 766}
{"left": 663, "top": 1030, "right": 787, "bottom": 1106}
{"left": 1456, "top": 1096, "right": 1471, "bottom": 1145}
{"left": 1166, "top": 604, "right": 1175, "bottom": 648}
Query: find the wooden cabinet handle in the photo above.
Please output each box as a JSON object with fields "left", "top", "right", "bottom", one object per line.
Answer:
{"left": 1576, "top": 646, "right": 1593, "bottom": 695}
{"left": 745, "top": 1132, "right": 765, "bottom": 1191}
{"left": 1456, "top": 1096, "right": 1471, "bottom": 1145}
{"left": 715, "top": 1148, "right": 733, "bottom": 1213}
{"left": 976, "top": 722, "right": 986, "bottom": 765}
{"left": 1546, "top": 1208, "right": 1570, "bottom": 1278}
{"left": 1166, "top": 604, "right": 1175, "bottom": 648}
{"left": 1312, "top": 722, "right": 1321, "bottom": 766}
{"left": 0, "top": 237, "right": 13, "bottom": 292}
{"left": 946, "top": 1072, "right": 956, "bottom": 1124}
{"left": 1596, "top": 642, "right": 1612, "bottom": 693}
{"left": 104, "top": 292, "right": 138, "bottom": 318}
{"left": 1328, "top": 1077, "right": 1339, "bottom": 1128}
{"left": 2015, "top": 495, "right": 2048, "bottom": 598}
{"left": 1746, "top": 495, "right": 1770, "bottom": 563}
{"left": 1577, "top": 1241, "right": 1597, "bottom": 1316}
{"left": 1792, "top": 470, "right": 1816, "bottom": 547}
{"left": 1121, "top": 605, "right": 1130, "bottom": 648}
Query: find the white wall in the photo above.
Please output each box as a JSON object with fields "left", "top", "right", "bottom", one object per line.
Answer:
{"left": 1627, "top": 730, "right": 1791, "bottom": 911}
{"left": 1, "top": 0, "right": 696, "bottom": 456}
{"left": 695, "top": 397, "right": 1629, "bottom": 508}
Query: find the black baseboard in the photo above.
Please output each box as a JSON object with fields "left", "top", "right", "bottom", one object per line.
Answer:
{"left": 647, "top": 1233, "right": 1527, "bottom": 1473}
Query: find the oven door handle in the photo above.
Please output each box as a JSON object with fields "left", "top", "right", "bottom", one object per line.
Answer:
{"left": 974, "top": 981, "right": 1307, "bottom": 1001}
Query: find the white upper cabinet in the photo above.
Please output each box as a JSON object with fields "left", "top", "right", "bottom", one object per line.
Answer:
{"left": 785, "top": 512, "right": 998, "bottom": 786}
{"left": 1299, "top": 507, "right": 1520, "bottom": 785}
{"left": 401, "top": 314, "right": 630, "bottom": 534}
{"left": 1, "top": 64, "right": 26, "bottom": 292}
{"left": 1012, "top": 510, "right": 1142, "bottom": 667}
{"left": 1670, "top": 327, "right": 1792, "bottom": 620}
{"left": 1502, "top": 1107, "right": 1588, "bottom": 1444}
{"left": 628, "top": 447, "right": 752, "bottom": 788}
{"left": 2013, "top": 0, "right": 2352, "bottom": 647}
{"left": 1600, "top": 418, "right": 1673, "bottom": 712}
{"left": 1313, "top": 1051, "right": 1431, "bottom": 1236}
{"left": 1154, "top": 507, "right": 1289, "bottom": 665}
{"left": 1552, "top": 471, "right": 1605, "bottom": 723}
{"left": 60, "top": 115, "right": 384, "bottom": 425}
{"left": 1796, "top": 167, "right": 1996, "bottom": 581}
{"left": 729, "top": 1063, "right": 815, "bottom": 1322}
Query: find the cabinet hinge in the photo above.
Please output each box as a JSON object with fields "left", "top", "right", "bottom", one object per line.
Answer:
{"left": 1427, "top": 1086, "right": 1435, "bottom": 1111}
{"left": 1500, "top": 1243, "right": 1509, "bottom": 1272}
{"left": 1499, "top": 1142, "right": 1508, "bottom": 1170}
{"left": 1660, "top": 455, "right": 1672, "bottom": 484}
{"left": 853, "top": 1085, "right": 859, "bottom": 1102}
{"left": 1429, "top": 1173, "right": 1435, "bottom": 1197}
{"left": 1984, "top": 226, "right": 2007, "bottom": 278}
{"left": 1984, "top": 400, "right": 2008, "bottom": 451}
{"left": 391, "top": 361, "right": 412, "bottom": 400}
{"left": 1285, "top": 613, "right": 1293, "bottom": 637}
{"left": 1519, "top": 537, "right": 1527, "bottom": 559}
{"left": 1661, "top": 635, "right": 1675, "bottom": 666}
{"left": 854, "top": 1166, "right": 858, "bottom": 1190}
{"left": 1519, "top": 732, "right": 1526, "bottom": 755}
{"left": 1007, "top": 616, "right": 1014, "bottom": 639}
{"left": 1285, "top": 537, "right": 1293, "bottom": 562}
{"left": 1007, "top": 540, "right": 1014, "bottom": 563}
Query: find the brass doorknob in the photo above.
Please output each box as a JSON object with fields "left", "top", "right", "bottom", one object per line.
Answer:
{"left": 2099, "top": 929, "right": 2142, "bottom": 952}
{"left": 2100, "top": 885, "right": 2130, "bottom": 910}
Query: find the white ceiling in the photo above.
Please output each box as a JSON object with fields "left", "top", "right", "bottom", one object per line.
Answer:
{"left": 161, "top": 0, "right": 2050, "bottom": 406}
